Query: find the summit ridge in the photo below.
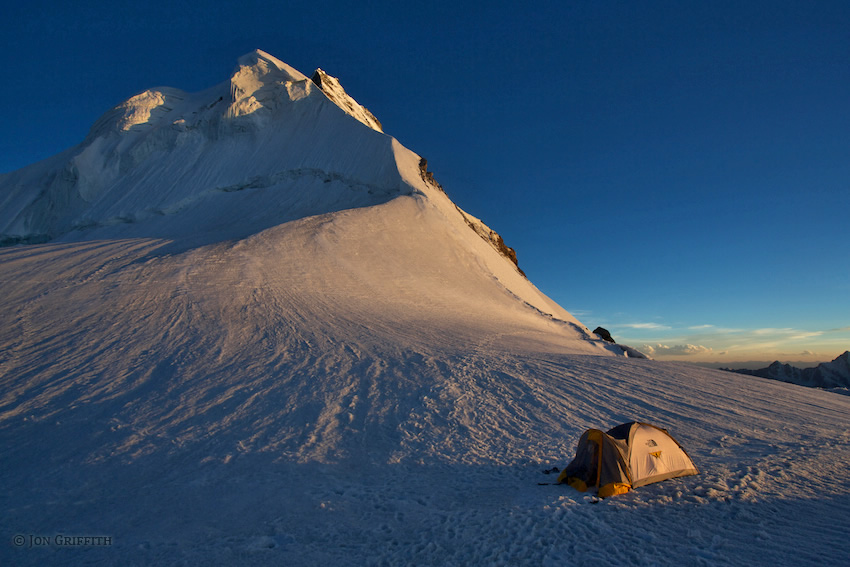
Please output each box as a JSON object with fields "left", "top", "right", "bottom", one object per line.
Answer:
{"left": 310, "top": 68, "right": 383, "bottom": 132}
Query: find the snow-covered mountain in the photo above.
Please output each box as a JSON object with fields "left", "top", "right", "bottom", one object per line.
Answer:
{"left": 1, "top": 51, "right": 849, "bottom": 566}
{"left": 727, "top": 351, "right": 850, "bottom": 393}
{"left": 0, "top": 49, "right": 598, "bottom": 346}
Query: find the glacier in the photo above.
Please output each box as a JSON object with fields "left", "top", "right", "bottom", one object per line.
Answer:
{"left": 1, "top": 50, "right": 848, "bottom": 566}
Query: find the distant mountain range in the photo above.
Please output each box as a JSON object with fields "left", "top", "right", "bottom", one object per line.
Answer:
{"left": 725, "top": 351, "right": 850, "bottom": 393}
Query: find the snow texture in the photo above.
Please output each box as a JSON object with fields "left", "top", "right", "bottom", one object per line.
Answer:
{"left": 1, "top": 51, "right": 849, "bottom": 566}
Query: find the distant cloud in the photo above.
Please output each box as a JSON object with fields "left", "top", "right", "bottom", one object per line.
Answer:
{"left": 750, "top": 328, "right": 828, "bottom": 341}
{"left": 688, "top": 326, "right": 746, "bottom": 335}
{"left": 642, "top": 343, "right": 713, "bottom": 356}
{"left": 790, "top": 331, "right": 823, "bottom": 340}
{"left": 621, "top": 322, "right": 671, "bottom": 331}
{"left": 753, "top": 328, "right": 793, "bottom": 336}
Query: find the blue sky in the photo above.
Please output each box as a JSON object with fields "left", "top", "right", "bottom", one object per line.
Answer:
{"left": 2, "top": 1, "right": 848, "bottom": 365}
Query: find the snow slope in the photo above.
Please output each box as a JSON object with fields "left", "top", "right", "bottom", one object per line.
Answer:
{"left": 1, "top": 51, "right": 849, "bottom": 566}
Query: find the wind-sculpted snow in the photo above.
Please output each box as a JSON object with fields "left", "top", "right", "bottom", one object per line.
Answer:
{"left": 2, "top": 252, "right": 848, "bottom": 566}
{"left": 2, "top": 51, "right": 848, "bottom": 566}
{"left": 2, "top": 218, "right": 849, "bottom": 566}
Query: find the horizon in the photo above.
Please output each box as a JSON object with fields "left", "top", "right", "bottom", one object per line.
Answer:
{"left": 683, "top": 351, "right": 849, "bottom": 371}
{"left": 1, "top": 2, "right": 848, "bottom": 363}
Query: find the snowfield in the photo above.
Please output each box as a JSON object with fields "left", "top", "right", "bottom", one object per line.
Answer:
{"left": 1, "top": 50, "right": 848, "bottom": 566}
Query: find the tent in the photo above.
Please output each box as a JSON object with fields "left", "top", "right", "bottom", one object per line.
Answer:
{"left": 557, "top": 422, "right": 699, "bottom": 498}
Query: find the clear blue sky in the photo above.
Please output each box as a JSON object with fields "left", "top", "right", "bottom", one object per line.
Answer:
{"left": 2, "top": 1, "right": 848, "bottom": 364}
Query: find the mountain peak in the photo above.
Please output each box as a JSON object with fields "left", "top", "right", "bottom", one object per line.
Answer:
{"left": 226, "top": 52, "right": 383, "bottom": 134}
{"left": 0, "top": 50, "right": 539, "bottom": 315}
{"left": 227, "top": 50, "right": 314, "bottom": 123}
{"left": 235, "top": 49, "right": 308, "bottom": 82}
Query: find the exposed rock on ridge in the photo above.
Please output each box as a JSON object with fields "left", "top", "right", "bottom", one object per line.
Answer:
{"left": 417, "top": 157, "right": 524, "bottom": 276}
{"left": 593, "top": 327, "right": 615, "bottom": 343}
{"left": 311, "top": 68, "right": 383, "bottom": 132}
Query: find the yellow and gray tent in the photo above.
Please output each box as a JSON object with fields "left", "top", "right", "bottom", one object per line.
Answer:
{"left": 557, "top": 422, "right": 699, "bottom": 498}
